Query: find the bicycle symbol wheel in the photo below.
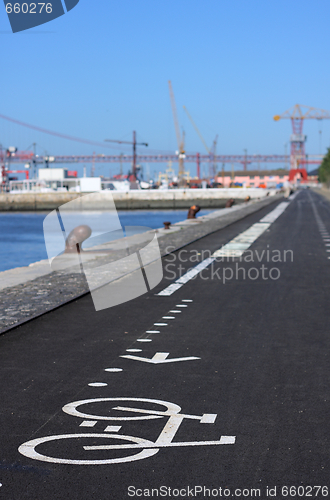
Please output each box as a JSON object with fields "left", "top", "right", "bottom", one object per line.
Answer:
{"left": 18, "top": 433, "right": 159, "bottom": 465}
{"left": 62, "top": 397, "right": 182, "bottom": 421}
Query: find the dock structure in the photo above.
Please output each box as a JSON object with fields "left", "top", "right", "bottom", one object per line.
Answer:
{"left": 1, "top": 189, "right": 329, "bottom": 498}
{"left": 0, "top": 188, "right": 275, "bottom": 211}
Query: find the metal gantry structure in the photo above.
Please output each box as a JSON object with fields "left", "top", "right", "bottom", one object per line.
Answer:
{"left": 274, "top": 104, "right": 330, "bottom": 168}
{"left": 0, "top": 103, "right": 329, "bottom": 184}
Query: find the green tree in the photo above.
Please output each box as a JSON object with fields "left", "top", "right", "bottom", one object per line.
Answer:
{"left": 319, "top": 148, "right": 330, "bottom": 185}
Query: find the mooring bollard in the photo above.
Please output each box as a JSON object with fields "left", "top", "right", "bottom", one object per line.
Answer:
{"left": 187, "top": 205, "right": 201, "bottom": 219}
{"left": 225, "top": 198, "right": 235, "bottom": 208}
{"left": 64, "top": 225, "right": 92, "bottom": 253}
{"left": 163, "top": 221, "right": 172, "bottom": 230}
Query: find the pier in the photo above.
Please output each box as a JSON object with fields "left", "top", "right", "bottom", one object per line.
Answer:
{"left": 0, "top": 188, "right": 275, "bottom": 211}
{"left": 0, "top": 189, "right": 330, "bottom": 497}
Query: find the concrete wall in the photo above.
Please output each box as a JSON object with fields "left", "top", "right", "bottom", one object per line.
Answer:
{"left": 0, "top": 188, "right": 275, "bottom": 211}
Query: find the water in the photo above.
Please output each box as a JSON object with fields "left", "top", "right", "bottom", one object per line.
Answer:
{"left": 0, "top": 209, "right": 213, "bottom": 273}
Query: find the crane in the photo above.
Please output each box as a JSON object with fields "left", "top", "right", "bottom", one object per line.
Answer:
{"left": 211, "top": 134, "right": 218, "bottom": 178}
{"left": 168, "top": 81, "right": 185, "bottom": 183}
{"left": 105, "top": 131, "right": 148, "bottom": 182}
{"left": 183, "top": 105, "right": 219, "bottom": 178}
{"left": 183, "top": 106, "right": 210, "bottom": 153}
{"left": 274, "top": 104, "right": 330, "bottom": 168}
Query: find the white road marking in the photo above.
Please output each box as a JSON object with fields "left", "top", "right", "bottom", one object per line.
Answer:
{"left": 158, "top": 284, "right": 182, "bottom": 295}
{"left": 19, "top": 398, "right": 235, "bottom": 465}
{"left": 176, "top": 304, "right": 188, "bottom": 307}
{"left": 18, "top": 432, "right": 235, "bottom": 465}
{"left": 18, "top": 434, "right": 158, "bottom": 465}
{"left": 154, "top": 323, "right": 168, "bottom": 326}
{"left": 62, "top": 397, "right": 181, "bottom": 421}
{"left": 157, "top": 201, "right": 291, "bottom": 296}
{"left": 88, "top": 383, "right": 108, "bottom": 387}
{"left": 126, "top": 349, "right": 142, "bottom": 352}
{"left": 157, "top": 258, "right": 214, "bottom": 296}
{"left": 85, "top": 437, "right": 236, "bottom": 450}
{"left": 169, "top": 310, "right": 181, "bottom": 313}
{"left": 182, "top": 299, "right": 193, "bottom": 302}
{"left": 200, "top": 414, "right": 217, "bottom": 423}
{"left": 120, "top": 352, "right": 200, "bottom": 364}
{"left": 219, "top": 436, "right": 236, "bottom": 444}
{"left": 146, "top": 330, "right": 160, "bottom": 334}
{"left": 162, "top": 316, "right": 175, "bottom": 319}
{"left": 104, "top": 368, "right": 123, "bottom": 372}
{"left": 80, "top": 420, "right": 97, "bottom": 427}
{"left": 137, "top": 339, "right": 152, "bottom": 342}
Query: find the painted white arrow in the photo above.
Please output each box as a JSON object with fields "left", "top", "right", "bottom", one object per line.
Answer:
{"left": 120, "top": 352, "right": 200, "bottom": 364}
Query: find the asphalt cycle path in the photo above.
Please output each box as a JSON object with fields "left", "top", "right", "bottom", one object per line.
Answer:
{"left": 0, "top": 190, "right": 330, "bottom": 500}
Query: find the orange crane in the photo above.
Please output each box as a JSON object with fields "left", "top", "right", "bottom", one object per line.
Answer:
{"left": 168, "top": 81, "right": 185, "bottom": 183}
{"left": 274, "top": 104, "right": 330, "bottom": 168}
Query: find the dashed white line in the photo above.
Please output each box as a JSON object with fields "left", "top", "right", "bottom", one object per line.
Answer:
{"left": 88, "top": 383, "right": 108, "bottom": 387}
{"left": 104, "top": 426, "right": 122, "bottom": 432}
{"left": 154, "top": 323, "right": 168, "bottom": 326}
{"left": 162, "top": 316, "right": 175, "bottom": 319}
{"left": 146, "top": 330, "right": 160, "bottom": 334}
{"left": 126, "top": 349, "right": 142, "bottom": 352}
{"left": 157, "top": 201, "right": 291, "bottom": 296}
{"left": 80, "top": 420, "right": 97, "bottom": 427}
{"left": 137, "top": 339, "right": 152, "bottom": 342}
{"left": 104, "top": 368, "right": 123, "bottom": 372}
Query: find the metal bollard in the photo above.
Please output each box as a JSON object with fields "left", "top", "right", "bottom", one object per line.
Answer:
{"left": 187, "top": 205, "right": 201, "bottom": 219}
{"left": 64, "top": 225, "right": 92, "bottom": 253}
{"left": 225, "top": 198, "right": 235, "bottom": 208}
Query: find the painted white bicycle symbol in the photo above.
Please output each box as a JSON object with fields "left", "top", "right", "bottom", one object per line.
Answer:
{"left": 18, "top": 398, "right": 235, "bottom": 465}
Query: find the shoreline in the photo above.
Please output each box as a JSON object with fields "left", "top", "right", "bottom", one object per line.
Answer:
{"left": 0, "top": 188, "right": 275, "bottom": 211}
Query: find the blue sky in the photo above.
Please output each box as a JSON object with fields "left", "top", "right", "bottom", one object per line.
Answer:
{"left": 1, "top": 0, "right": 330, "bottom": 177}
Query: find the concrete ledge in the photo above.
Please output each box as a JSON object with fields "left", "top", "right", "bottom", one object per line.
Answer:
{"left": 0, "top": 193, "right": 282, "bottom": 334}
{"left": 1, "top": 188, "right": 275, "bottom": 211}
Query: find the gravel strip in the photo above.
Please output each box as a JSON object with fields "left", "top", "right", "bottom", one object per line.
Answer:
{"left": 0, "top": 271, "right": 88, "bottom": 333}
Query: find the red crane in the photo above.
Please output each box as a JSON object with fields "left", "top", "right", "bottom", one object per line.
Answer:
{"left": 274, "top": 104, "right": 330, "bottom": 168}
